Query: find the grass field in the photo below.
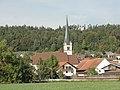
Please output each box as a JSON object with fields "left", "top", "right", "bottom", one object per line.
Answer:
{"left": 1, "top": 81, "right": 120, "bottom": 90}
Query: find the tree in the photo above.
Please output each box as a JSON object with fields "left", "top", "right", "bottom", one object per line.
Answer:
{"left": 20, "top": 56, "right": 34, "bottom": 83}
{"left": 87, "top": 68, "right": 98, "bottom": 76}
{"left": 47, "top": 55, "right": 58, "bottom": 79}
{"left": 0, "top": 24, "right": 119, "bottom": 53}
{"left": 0, "top": 39, "right": 34, "bottom": 83}
{"left": 36, "top": 55, "right": 59, "bottom": 81}
{"left": 37, "top": 58, "right": 49, "bottom": 81}
{"left": 117, "top": 47, "right": 120, "bottom": 54}
{"left": 50, "top": 43, "right": 57, "bottom": 51}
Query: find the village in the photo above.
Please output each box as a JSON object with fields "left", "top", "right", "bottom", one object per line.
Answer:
{"left": 1, "top": 0, "right": 120, "bottom": 90}
{"left": 31, "top": 17, "right": 120, "bottom": 80}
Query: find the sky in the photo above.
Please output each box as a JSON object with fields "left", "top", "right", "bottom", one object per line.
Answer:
{"left": 0, "top": 0, "right": 120, "bottom": 28}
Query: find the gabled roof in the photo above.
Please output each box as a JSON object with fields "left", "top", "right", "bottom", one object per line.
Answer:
{"left": 102, "top": 64, "right": 120, "bottom": 69}
{"left": 59, "top": 61, "right": 77, "bottom": 69}
{"left": 106, "top": 58, "right": 119, "bottom": 64}
{"left": 77, "top": 58, "right": 104, "bottom": 70}
{"left": 32, "top": 52, "right": 79, "bottom": 65}
{"left": 59, "top": 61, "right": 68, "bottom": 68}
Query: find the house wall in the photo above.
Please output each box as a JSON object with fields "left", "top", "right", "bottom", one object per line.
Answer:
{"left": 77, "top": 74, "right": 86, "bottom": 76}
{"left": 96, "top": 59, "right": 110, "bottom": 74}
{"left": 73, "top": 65, "right": 78, "bottom": 67}
{"left": 108, "top": 55, "right": 115, "bottom": 58}
{"left": 62, "top": 64, "right": 76, "bottom": 76}
{"left": 107, "top": 54, "right": 120, "bottom": 59}
{"left": 116, "top": 56, "right": 120, "bottom": 59}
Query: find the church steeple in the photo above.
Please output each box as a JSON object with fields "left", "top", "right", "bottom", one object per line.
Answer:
{"left": 64, "top": 16, "right": 72, "bottom": 55}
{"left": 64, "top": 16, "right": 70, "bottom": 45}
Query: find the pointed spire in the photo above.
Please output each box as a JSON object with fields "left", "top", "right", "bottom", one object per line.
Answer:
{"left": 64, "top": 16, "right": 70, "bottom": 45}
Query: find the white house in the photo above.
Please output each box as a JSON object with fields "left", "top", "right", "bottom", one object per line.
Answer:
{"left": 57, "top": 62, "right": 77, "bottom": 77}
{"left": 95, "top": 58, "right": 110, "bottom": 74}
{"left": 77, "top": 58, "right": 110, "bottom": 76}
{"left": 106, "top": 52, "right": 120, "bottom": 59}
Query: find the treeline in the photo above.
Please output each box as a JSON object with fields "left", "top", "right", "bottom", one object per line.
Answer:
{"left": 0, "top": 24, "right": 120, "bottom": 53}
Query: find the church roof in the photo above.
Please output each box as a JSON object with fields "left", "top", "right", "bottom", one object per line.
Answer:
{"left": 68, "top": 55, "right": 79, "bottom": 65}
{"left": 32, "top": 52, "right": 79, "bottom": 65}
{"left": 64, "top": 16, "right": 70, "bottom": 45}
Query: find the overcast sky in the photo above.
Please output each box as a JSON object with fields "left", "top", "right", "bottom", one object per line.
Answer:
{"left": 0, "top": 0, "right": 120, "bottom": 28}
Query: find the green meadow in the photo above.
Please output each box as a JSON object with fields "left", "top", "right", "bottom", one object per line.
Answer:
{"left": 1, "top": 81, "right": 120, "bottom": 90}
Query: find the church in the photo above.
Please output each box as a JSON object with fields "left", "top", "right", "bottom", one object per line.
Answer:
{"left": 32, "top": 16, "right": 79, "bottom": 77}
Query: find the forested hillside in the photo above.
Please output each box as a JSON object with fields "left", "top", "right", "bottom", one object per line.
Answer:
{"left": 0, "top": 24, "right": 120, "bottom": 53}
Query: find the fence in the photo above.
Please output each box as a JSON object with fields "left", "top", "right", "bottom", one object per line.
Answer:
{"left": 72, "top": 75, "right": 120, "bottom": 81}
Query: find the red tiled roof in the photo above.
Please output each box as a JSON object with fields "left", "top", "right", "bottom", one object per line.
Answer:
{"left": 32, "top": 52, "right": 79, "bottom": 65}
{"left": 58, "top": 61, "right": 77, "bottom": 69}
{"left": 32, "top": 52, "right": 68, "bottom": 65}
{"left": 59, "top": 61, "right": 68, "bottom": 68}
{"left": 68, "top": 55, "right": 79, "bottom": 65}
{"left": 77, "top": 58, "right": 104, "bottom": 70}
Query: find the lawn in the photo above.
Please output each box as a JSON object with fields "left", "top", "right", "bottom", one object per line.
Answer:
{"left": 0, "top": 81, "right": 120, "bottom": 90}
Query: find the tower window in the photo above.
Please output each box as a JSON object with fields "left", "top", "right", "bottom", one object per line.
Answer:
{"left": 67, "top": 47, "right": 70, "bottom": 50}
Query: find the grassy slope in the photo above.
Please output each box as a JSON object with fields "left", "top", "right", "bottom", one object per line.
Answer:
{"left": 1, "top": 81, "right": 120, "bottom": 90}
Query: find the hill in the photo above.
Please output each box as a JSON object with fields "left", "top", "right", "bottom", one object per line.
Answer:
{"left": 0, "top": 24, "right": 120, "bottom": 53}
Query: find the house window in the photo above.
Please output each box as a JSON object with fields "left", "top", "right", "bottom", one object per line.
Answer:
{"left": 99, "top": 70, "right": 101, "bottom": 72}
{"left": 67, "top": 47, "right": 70, "bottom": 50}
{"left": 63, "top": 65, "right": 64, "bottom": 69}
{"left": 66, "top": 66, "right": 68, "bottom": 69}
{"left": 71, "top": 70, "right": 73, "bottom": 73}
{"left": 66, "top": 71, "right": 68, "bottom": 73}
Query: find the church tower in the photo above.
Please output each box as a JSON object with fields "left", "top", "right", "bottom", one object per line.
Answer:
{"left": 64, "top": 16, "right": 72, "bottom": 55}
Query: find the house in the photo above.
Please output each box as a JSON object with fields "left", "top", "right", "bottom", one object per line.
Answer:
{"left": 76, "top": 58, "right": 110, "bottom": 76}
{"left": 57, "top": 61, "right": 77, "bottom": 77}
{"left": 32, "top": 52, "right": 79, "bottom": 70}
{"left": 106, "top": 58, "right": 119, "bottom": 64}
{"left": 102, "top": 64, "right": 120, "bottom": 71}
{"left": 76, "top": 54, "right": 86, "bottom": 61}
{"left": 105, "top": 52, "right": 120, "bottom": 64}
{"left": 106, "top": 52, "right": 120, "bottom": 59}
{"left": 85, "top": 52, "right": 96, "bottom": 58}
{"left": 102, "top": 64, "right": 120, "bottom": 75}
